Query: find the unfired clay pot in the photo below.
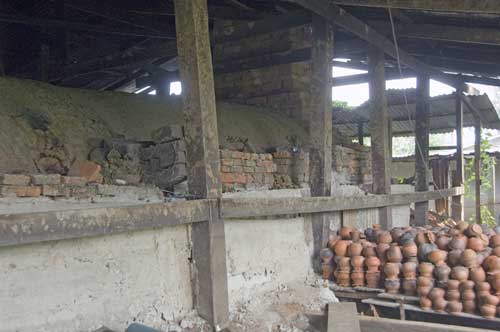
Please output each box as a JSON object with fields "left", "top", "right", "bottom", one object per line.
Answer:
{"left": 494, "top": 246, "right": 500, "bottom": 257}
{"left": 322, "top": 263, "right": 333, "bottom": 279}
{"left": 479, "top": 294, "right": 499, "bottom": 319}
{"left": 320, "top": 248, "right": 334, "bottom": 263}
{"left": 335, "top": 271, "right": 350, "bottom": 287}
{"left": 465, "top": 224, "right": 483, "bottom": 237}
{"left": 417, "top": 276, "right": 434, "bottom": 297}
{"left": 362, "top": 243, "right": 377, "bottom": 258}
{"left": 488, "top": 272, "right": 500, "bottom": 295}
{"left": 463, "top": 300, "right": 476, "bottom": 314}
{"left": 484, "top": 255, "right": 500, "bottom": 272}
{"left": 434, "top": 264, "right": 451, "bottom": 287}
{"left": 376, "top": 243, "right": 390, "bottom": 262}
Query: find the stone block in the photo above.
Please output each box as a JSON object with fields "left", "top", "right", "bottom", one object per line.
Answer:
{"left": 140, "top": 146, "right": 155, "bottom": 161}
{"left": 243, "top": 166, "right": 255, "bottom": 173}
{"left": 68, "top": 161, "right": 103, "bottom": 184}
{"left": 221, "top": 166, "right": 231, "bottom": 173}
{"left": 221, "top": 159, "right": 233, "bottom": 166}
{"left": 220, "top": 150, "right": 232, "bottom": 159}
{"left": 42, "top": 184, "right": 71, "bottom": 197}
{"left": 220, "top": 172, "right": 246, "bottom": 184}
{"left": 71, "top": 185, "right": 98, "bottom": 198}
{"left": 245, "top": 160, "right": 256, "bottom": 167}
{"left": 231, "top": 165, "right": 243, "bottom": 173}
{"left": 0, "top": 185, "right": 41, "bottom": 197}
{"left": 31, "top": 174, "right": 61, "bottom": 185}
{"left": 233, "top": 159, "right": 243, "bottom": 166}
{"left": 151, "top": 125, "right": 183, "bottom": 142}
{"left": 0, "top": 174, "right": 31, "bottom": 186}
{"left": 255, "top": 166, "right": 265, "bottom": 173}
{"left": 232, "top": 151, "right": 245, "bottom": 159}
{"left": 61, "top": 176, "right": 87, "bottom": 186}
{"left": 257, "top": 160, "right": 273, "bottom": 167}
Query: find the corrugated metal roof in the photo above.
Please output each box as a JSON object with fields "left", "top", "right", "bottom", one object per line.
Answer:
{"left": 333, "top": 89, "right": 500, "bottom": 137}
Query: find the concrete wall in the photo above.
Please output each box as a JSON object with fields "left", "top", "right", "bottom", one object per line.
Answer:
{"left": 0, "top": 226, "right": 193, "bottom": 332}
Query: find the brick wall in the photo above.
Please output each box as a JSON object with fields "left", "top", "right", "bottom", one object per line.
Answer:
{"left": 332, "top": 145, "right": 372, "bottom": 185}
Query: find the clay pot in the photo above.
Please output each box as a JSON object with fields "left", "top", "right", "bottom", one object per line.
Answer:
{"left": 402, "top": 261, "right": 418, "bottom": 279}
{"left": 434, "top": 264, "right": 451, "bottom": 286}
{"left": 351, "top": 230, "right": 361, "bottom": 242}
{"left": 451, "top": 266, "right": 469, "bottom": 282}
{"left": 378, "top": 231, "right": 392, "bottom": 244}
{"left": 376, "top": 243, "right": 390, "bottom": 261}
{"left": 446, "top": 301, "right": 463, "bottom": 314}
{"left": 420, "top": 296, "right": 432, "bottom": 310}
{"left": 328, "top": 232, "right": 339, "bottom": 250}
{"left": 455, "top": 221, "right": 469, "bottom": 234}
{"left": 384, "top": 278, "right": 400, "bottom": 294}
{"left": 447, "top": 279, "right": 460, "bottom": 290}
{"left": 417, "top": 276, "right": 434, "bottom": 297}
{"left": 446, "top": 288, "right": 461, "bottom": 302}
{"left": 428, "top": 250, "right": 448, "bottom": 266}
{"left": 470, "top": 266, "right": 487, "bottom": 283}
{"left": 320, "top": 248, "right": 334, "bottom": 263}
{"left": 383, "top": 263, "right": 400, "bottom": 279}
{"left": 490, "top": 234, "right": 500, "bottom": 248}
{"left": 449, "top": 234, "right": 468, "bottom": 251}
{"left": 467, "top": 237, "right": 485, "bottom": 252}
{"left": 479, "top": 233, "right": 490, "bottom": 246}
{"left": 419, "top": 262, "right": 435, "bottom": 278}
{"left": 351, "top": 256, "right": 365, "bottom": 272}
{"left": 347, "top": 242, "right": 363, "bottom": 257}
{"left": 364, "top": 228, "right": 376, "bottom": 242}
{"left": 416, "top": 231, "right": 435, "bottom": 246}
{"left": 479, "top": 294, "right": 499, "bottom": 318}
{"left": 391, "top": 228, "right": 405, "bottom": 243}
{"left": 488, "top": 272, "right": 500, "bottom": 295}
{"left": 402, "top": 240, "right": 418, "bottom": 259}
{"left": 480, "top": 304, "right": 498, "bottom": 319}
{"left": 463, "top": 300, "right": 476, "bottom": 314}
{"left": 447, "top": 249, "right": 463, "bottom": 267}
{"left": 386, "top": 243, "right": 403, "bottom": 263}
{"left": 402, "top": 278, "right": 417, "bottom": 296}
{"left": 400, "top": 231, "right": 416, "bottom": 246}
{"left": 338, "top": 257, "right": 351, "bottom": 272}
{"left": 351, "top": 271, "right": 365, "bottom": 287}
{"left": 461, "top": 249, "right": 478, "bottom": 268}
{"left": 465, "top": 224, "right": 483, "bottom": 237}
{"left": 429, "top": 288, "right": 447, "bottom": 312}
{"left": 339, "top": 227, "right": 353, "bottom": 240}
{"left": 335, "top": 271, "right": 350, "bottom": 287}
{"left": 494, "top": 246, "right": 500, "bottom": 257}
{"left": 362, "top": 243, "right": 377, "bottom": 258}
{"left": 476, "top": 282, "right": 492, "bottom": 297}
{"left": 483, "top": 255, "right": 500, "bottom": 272}
{"left": 476, "top": 249, "right": 491, "bottom": 267}
{"left": 366, "top": 272, "right": 381, "bottom": 288}
{"left": 436, "top": 236, "right": 451, "bottom": 251}
{"left": 334, "top": 240, "right": 350, "bottom": 257}
{"left": 322, "top": 263, "right": 333, "bottom": 279}
{"left": 419, "top": 243, "right": 438, "bottom": 262}
{"left": 365, "top": 256, "right": 381, "bottom": 272}
{"left": 429, "top": 287, "right": 445, "bottom": 301}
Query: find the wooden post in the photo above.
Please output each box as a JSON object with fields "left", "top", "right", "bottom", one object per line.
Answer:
{"left": 358, "top": 122, "right": 364, "bottom": 145}
{"left": 40, "top": 44, "right": 50, "bottom": 82}
{"left": 414, "top": 73, "right": 430, "bottom": 226}
{"left": 173, "top": 0, "right": 229, "bottom": 329}
{"left": 368, "top": 45, "right": 392, "bottom": 229}
{"left": 474, "top": 115, "right": 482, "bottom": 224}
{"left": 452, "top": 90, "right": 465, "bottom": 221}
{"left": 309, "top": 14, "right": 334, "bottom": 258}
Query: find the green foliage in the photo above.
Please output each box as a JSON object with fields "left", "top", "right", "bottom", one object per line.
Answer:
{"left": 332, "top": 100, "right": 353, "bottom": 111}
{"left": 465, "top": 132, "right": 497, "bottom": 226}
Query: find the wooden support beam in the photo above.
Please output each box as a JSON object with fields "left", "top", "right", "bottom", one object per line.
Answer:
{"left": 40, "top": 44, "right": 50, "bottom": 82}
{"left": 414, "top": 73, "right": 430, "bottom": 226}
{"left": 357, "top": 122, "right": 364, "bottom": 145}
{"left": 174, "top": 0, "right": 229, "bottom": 329}
{"left": 452, "top": 91, "right": 465, "bottom": 221}
{"left": 330, "top": 0, "right": 500, "bottom": 14}
{"left": 474, "top": 115, "right": 482, "bottom": 224}
{"left": 309, "top": 14, "right": 334, "bottom": 257}
{"left": 284, "top": 0, "right": 467, "bottom": 91}
{"left": 368, "top": 46, "right": 392, "bottom": 229}
{"left": 429, "top": 146, "right": 457, "bottom": 151}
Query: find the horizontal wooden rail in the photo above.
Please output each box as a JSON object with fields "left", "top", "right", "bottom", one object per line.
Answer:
{"left": 0, "top": 187, "right": 463, "bottom": 248}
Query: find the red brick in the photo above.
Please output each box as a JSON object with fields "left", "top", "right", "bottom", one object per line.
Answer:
{"left": 0, "top": 185, "right": 41, "bottom": 197}
{"left": 220, "top": 172, "right": 246, "bottom": 184}
{"left": 221, "top": 166, "right": 231, "bottom": 173}
{"left": 61, "top": 176, "right": 88, "bottom": 186}
{"left": 68, "top": 161, "right": 103, "bottom": 184}
{"left": 0, "top": 174, "right": 31, "bottom": 186}
{"left": 31, "top": 174, "right": 61, "bottom": 185}
{"left": 257, "top": 160, "right": 273, "bottom": 167}
{"left": 232, "top": 151, "right": 245, "bottom": 159}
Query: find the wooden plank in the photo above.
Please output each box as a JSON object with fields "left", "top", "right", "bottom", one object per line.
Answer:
{"left": 359, "top": 316, "right": 498, "bottom": 332}
{"left": 452, "top": 90, "right": 465, "bottom": 221}
{"left": 330, "top": 0, "right": 500, "bottom": 14}
{"left": 368, "top": 45, "right": 392, "bottom": 229}
{"left": 284, "top": 0, "right": 467, "bottom": 91}
{"left": 474, "top": 114, "right": 482, "bottom": 224}
{"left": 0, "top": 200, "right": 209, "bottom": 248}
{"left": 309, "top": 14, "right": 334, "bottom": 257}
{"left": 414, "top": 73, "right": 430, "bottom": 226}
{"left": 174, "top": 0, "right": 229, "bottom": 328}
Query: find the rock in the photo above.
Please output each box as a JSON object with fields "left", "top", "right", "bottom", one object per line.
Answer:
{"left": 151, "top": 125, "right": 183, "bottom": 143}
{"left": 35, "top": 157, "right": 64, "bottom": 174}
{"left": 68, "top": 160, "right": 103, "bottom": 183}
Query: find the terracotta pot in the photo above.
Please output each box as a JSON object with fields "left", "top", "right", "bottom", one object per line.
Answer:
{"left": 339, "top": 227, "right": 353, "bottom": 240}
{"left": 362, "top": 243, "right": 377, "bottom": 258}
{"left": 376, "top": 243, "right": 390, "bottom": 261}
{"left": 494, "top": 246, "right": 500, "bottom": 257}
{"left": 429, "top": 287, "right": 445, "bottom": 301}
{"left": 402, "top": 261, "right": 418, "bottom": 279}
{"left": 338, "top": 257, "right": 351, "bottom": 272}
{"left": 446, "top": 301, "right": 463, "bottom": 314}
{"left": 480, "top": 304, "right": 497, "bottom": 319}
{"left": 351, "top": 230, "right": 361, "bottom": 242}
{"left": 476, "top": 249, "right": 490, "bottom": 267}
{"left": 483, "top": 255, "right": 500, "bottom": 272}
{"left": 351, "top": 271, "right": 365, "bottom": 287}
{"left": 467, "top": 237, "right": 485, "bottom": 252}
{"left": 419, "top": 262, "right": 435, "bottom": 278}
{"left": 420, "top": 296, "right": 432, "bottom": 310}
{"left": 365, "top": 256, "right": 381, "bottom": 272}
{"left": 384, "top": 263, "right": 400, "bottom": 279}
{"left": 433, "top": 297, "right": 448, "bottom": 312}
{"left": 419, "top": 243, "right": 438, "bottom": 262}
{"left": 417, "top": 276, "right": 434, "bottom": 296}
{"left": 378, "top": 231, "right": 392, "bottom": 244}
{"left": 470, "top": 266, "right": 486, "bottom": 283}
{"left": 391, "top": 228, "right": 405, "bottom": 243}
{"left": 366, "top": 271, "right": 381, "bottom": 288}
{"left": 435, "top": 236, "right": 451, "bottom": 251}
{"left": 447, "top": 249, "right": 463, "bottom": 267}
{"left": 347, "top": 242, "right": 363, "bottom": 258}
{"left": 476, "top": 281, "right": 492, "bottom": 297}
{"left": 320, "top": 248, "right": 334, "bottom": 263}
{"left": 434, "top": 264, "right": 451, "bottom": 285}
{"left": 461, "top": 249, "right": 478, "bottom": 268}
{"left": 402, "top": 278, "right": 417, "bottom": 296}
{"left": 447, "top": 279, "right": 460, "bottom": 290}
{"left": 488, "top": 272, "right": 500, "bottom": 295}
{"left": 322, "top": 263, "right": 333, "bottom": 279}
{"left": 428, "top": 250, "right": 448, "bottom": 266}
{"left": 449, "top": 234, "right": 468, "bottom": 251}
{"left": 351, "top": 256, "right": 365, "bottom": 272}
{"left": 364, "top": 228, "right": 376, "bottom": 242}
{"left": 384, "top": 278, "right": 400, "bottom": 294}
{"left": 455, "top": 221, "right": 469, "bottom": 234}
{"left": 386, "top": 243, "right": 403, "bottom": 263}
{"left": 334, "top": 240, "right": 351, "bottom": 257}
{"left": 479, "top": 233, "right": 490, "bottom": 246}
{"left": 400, "top": 231, "right": 416, "bottom": 246}
{"left": 402, "top": 240, "right": 418, "bottom": 259}
{"left": 480, "top": 293, "right": 500, "bottom": 306}
{"left": 465, "top": 224, "right": 483, "bottom": 237}
{"left": 451, "top": 266, "right": 469, "bottom": 282}
{"left": 335, "top": 271, "right": 350, "bottom": 287}
{"left": 446, "top": 289, "right": 461, "bottom": 302}
{"left": 463, "top": 300, "right": 476, "bottom": 314}
{"left": 490, "top": 234, "right": 500, "bottom": 248}
{"left": 416, "top": 231, "right": 435, "bottom": 246}
{"left": 328, "top": 232, "right": 339, "bottom": 250}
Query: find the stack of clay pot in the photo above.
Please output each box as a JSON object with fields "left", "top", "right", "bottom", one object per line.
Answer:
{"left": 323, "top": 221, "right": 500, "bottom": 319}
